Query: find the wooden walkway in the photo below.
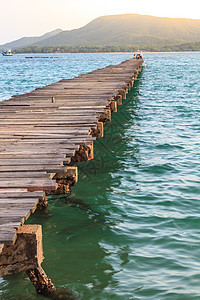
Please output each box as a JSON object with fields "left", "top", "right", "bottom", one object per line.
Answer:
{"left": 0, "top": 58, "right": 143, "bottom": 253}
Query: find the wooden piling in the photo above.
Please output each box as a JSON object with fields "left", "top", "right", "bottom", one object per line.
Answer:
{"left": 0, "top": 225, "right": 43, "bottom": 276}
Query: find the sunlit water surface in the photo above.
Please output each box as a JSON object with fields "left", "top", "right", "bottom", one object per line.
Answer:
{"left": 0, "top": 52, "right": 200, "bottom": 299}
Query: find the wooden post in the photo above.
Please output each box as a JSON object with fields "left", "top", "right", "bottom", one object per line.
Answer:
{"left": 64, "top": 166, "right": 78, "bottom": 182}
{"left": 86, "top": 141, "right": 94, "bottom": 160}
{"left": 133, "top": 71, "right": 138, "bottom": 79}
{"left": 26, "top": 266, "right": 55, "bottom": 296}
{"left": 37, "top": 193, "right": 49, "bottom": 209}
{"left": 52, "top": 166, "right": 78, "bottom": 195}
{"left": 0, "top": 225, "right": 79, "bottom": 299}
{"left": 70, "top": 142, "right": 93, "bottom": 164}
{"left": 0, "top": 224, "right": 55, "bottom": 297}
{"left": 90, "top": 122, "right": 104, "bottom": 138}
{"left": 98, "top": 108, "right": 111, "bottom": 123}
{"left": 110, "top": 100, "right": 117, "bottom": 113}
{"left": 129, "top": 80, "right": 134, "bottom": 88}
{"left": 115, "top": 95, "right": 122, "bottom": 105}
{"left": 119, "top": 89, "right": 128, "bottom": 100}
{"left": 138, "top": 65, "right": 143, "bottom": 72}
{"left": 0, "top": 225, "right": 44, "bottom": 276}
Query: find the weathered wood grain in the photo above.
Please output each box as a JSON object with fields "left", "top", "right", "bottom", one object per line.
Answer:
{"left": 0, "top": 58, "right": 143, "bottom": 250}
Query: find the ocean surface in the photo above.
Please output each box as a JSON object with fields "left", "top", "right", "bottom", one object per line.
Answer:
{"left": 0, "top": 52, "right": 200, "bottom": 299}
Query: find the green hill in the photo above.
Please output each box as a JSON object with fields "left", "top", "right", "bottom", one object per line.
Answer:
{"left": 32, "top": 14, "right": 200, "bottom": 48}
{"left": 3, "top": 14, "right": 200, "bottom": 52}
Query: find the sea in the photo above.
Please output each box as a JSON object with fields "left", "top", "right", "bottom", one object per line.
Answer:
{"left": 0, "top": 52, "right": 200, "bottom": 299}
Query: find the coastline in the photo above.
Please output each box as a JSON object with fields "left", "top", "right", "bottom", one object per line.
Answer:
{"left": 12, "top": 50, "right": 200, "bottom": 54}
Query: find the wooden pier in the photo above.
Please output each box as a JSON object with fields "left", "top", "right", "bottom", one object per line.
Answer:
{"left": 0, "top": 58, "right": 143, "bottom": 296}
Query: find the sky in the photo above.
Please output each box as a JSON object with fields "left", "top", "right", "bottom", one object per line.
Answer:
{"left": 1, "top": 0, "right": 200, "bottom": 44}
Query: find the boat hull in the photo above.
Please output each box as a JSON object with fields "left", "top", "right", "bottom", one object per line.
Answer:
{"left": 2, "top": 53, "right": 13, "bottom": 56}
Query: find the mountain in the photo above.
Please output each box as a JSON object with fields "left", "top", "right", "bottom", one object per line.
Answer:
{"left": 2, "top": 14, "right": 200, "bottom": 51}
{"left": 0, "top": 29, "right": 63, "bottom": 50}
{"left": 29, "top": 14, "right": 200, "bottom": 48}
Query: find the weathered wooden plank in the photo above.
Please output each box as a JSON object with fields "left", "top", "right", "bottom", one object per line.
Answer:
{"left": 0, "top": 192, "right": 44, "bottom": 198}
{"left": 0, "top": 165, "right": 66, "bottom": 173}
{"left": 0, "top": 136, "right": 95, "bottom": 143}
{"left": 0, "top": 198, "right": 40, "bottom": 204}
{"left": 0, "top": 145, "right": 76, "bottom": 152}
{"left": 0, "top": 112, "right": 100, "bottom": 118}
{"left": 0, "top": 209, "right": 31, "bottom": 218}
{"left": 0, "top": 223, "right": 20, "bottom": 229}
{"left": 0, "top": 127, "right": 92, "bottom": 134}
{"left": 0, "top": 122, "right": 97, "bottom": 127}
{"left": 0, "top": 229, "right": 16, "bottom": 245}
{"left": 0, "top": 133, "right": 94, "bottom": 139}
{"left": 0, "top": 158, "right": 70, "bottom": 165}
{"left": 5, "top": 99, "right": 109, "bottom": 105}
{"left": 0, "top": 107, "right": 106, "bottom": 113}
{"left": 0, "top": 154, "right": 74, "bottom": 160}
{"left": 0, "top": 216, "right": 25, "bottom": 225}
{"left": 0, "top": 178, "right": 56, "bottom": 188}
{"left": 0, "top": 171, "right": 49, "bottom": 178}
{"left": 0, "top": 153, "right": 73, "bottom": 159}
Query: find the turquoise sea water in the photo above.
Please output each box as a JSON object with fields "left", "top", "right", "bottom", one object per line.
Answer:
{"left": 0, "top": 52, "right": 200, "bottom": 299}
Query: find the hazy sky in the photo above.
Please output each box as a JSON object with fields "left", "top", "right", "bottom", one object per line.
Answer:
{"left": 1, "top": 0, "right": 200, "bottom": 44}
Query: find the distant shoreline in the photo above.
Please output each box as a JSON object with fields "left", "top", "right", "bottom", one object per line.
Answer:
{"left": 12, "top": 50, "right": 200, "bottom": 54}
{"left": 13, "top": 45, "right": 200, "bottom": 54}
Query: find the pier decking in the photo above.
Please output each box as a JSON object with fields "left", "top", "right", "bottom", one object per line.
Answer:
{"left": 0, "top": 58, "right": 143, "bottom": 294}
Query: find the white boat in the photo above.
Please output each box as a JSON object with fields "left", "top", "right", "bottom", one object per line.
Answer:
{"left": 2, "top": 49, "right": 13, "bottom": 56}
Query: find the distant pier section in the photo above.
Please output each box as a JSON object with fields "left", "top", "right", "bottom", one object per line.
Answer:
{"left": 0, "top": 57, "right": 144, "bottom": 297}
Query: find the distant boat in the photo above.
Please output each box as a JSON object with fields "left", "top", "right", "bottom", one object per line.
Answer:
{"left": 2, "top": 49, "right": 13, "bottom": 56}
